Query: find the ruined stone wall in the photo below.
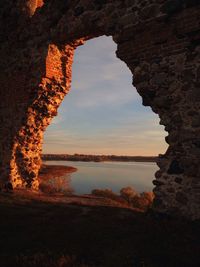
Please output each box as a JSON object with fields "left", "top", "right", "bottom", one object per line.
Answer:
{"left": 0, "top": 0, "right": 200, "bottom": 219}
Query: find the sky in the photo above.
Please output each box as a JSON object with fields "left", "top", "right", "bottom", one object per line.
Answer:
{"left": 43, "top": 36, "right": 168, "bottom": 156}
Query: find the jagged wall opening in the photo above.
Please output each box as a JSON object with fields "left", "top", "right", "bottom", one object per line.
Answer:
{"left": 43, "top": 36, "right": 167, "bottom": 157}
{"left": 43, "top": 35, "right": 168, "bottom": 195}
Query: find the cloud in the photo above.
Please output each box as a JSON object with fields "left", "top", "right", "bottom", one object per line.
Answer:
{"left": 43, "top": 36, "right": 168, "bottom": 156}
{"left": 43, "top": 114, "right": 168, "bottom": 156}
{"left": 70, "top": 36, "right": 138, "bottom": 108}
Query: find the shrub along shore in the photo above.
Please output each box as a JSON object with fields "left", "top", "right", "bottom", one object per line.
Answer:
{"left": 42, "top": 154, "right": 157, "bottom": 162}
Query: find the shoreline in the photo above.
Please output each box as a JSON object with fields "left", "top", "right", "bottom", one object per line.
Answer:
{"left": 39, "top": 164, "right": 77, "bottom": 177}
{"left": 42, "top": 154, "right": 158, "bottom": 163}
{"left": 38, "top": 164, "right": 154, "bottom": 212}
{"left": 25, "top": 164, "right": 143, "bottom": 211}
{"left": 38, "top": 164, "right": 77, "bottom": 194}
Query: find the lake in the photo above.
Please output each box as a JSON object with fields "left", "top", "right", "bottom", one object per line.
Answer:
{"left": 45, "top": 160, "right": 158, "bottom": 194}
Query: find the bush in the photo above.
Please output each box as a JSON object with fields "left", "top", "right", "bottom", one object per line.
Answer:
{"left": 120, "top": 186, "right": 139, "bottom": 203}
{"left": 120, "top": 187, "right": 154, "bottom": 210}
{"left": 140, "top": 191, "right": 154, "bottom": 203}
{"left": 91, "top": 187, "right": 154, "bottom": 211}
{"left": 130, "top": 192, "right": 154, "bottom": 211}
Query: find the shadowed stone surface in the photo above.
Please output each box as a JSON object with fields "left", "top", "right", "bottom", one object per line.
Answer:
{"left": 0, "top": 0, "right": 200, "bottom": 219}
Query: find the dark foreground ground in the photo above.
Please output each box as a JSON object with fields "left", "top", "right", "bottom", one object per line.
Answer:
{"left": 0, "top": 190, "right": 199, "bottom": 267}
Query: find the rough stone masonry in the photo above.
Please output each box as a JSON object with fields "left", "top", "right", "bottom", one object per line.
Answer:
{"left": 0, "top": 0, "right": 200, "bottom": 220}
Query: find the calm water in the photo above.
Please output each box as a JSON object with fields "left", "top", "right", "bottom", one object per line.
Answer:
{"left": 45, "top": 160, "right": 158, "bottom": 194}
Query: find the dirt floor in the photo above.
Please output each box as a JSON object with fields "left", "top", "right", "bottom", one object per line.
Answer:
{"left": 0, "top": 165, "right": 199, "bottom": 267}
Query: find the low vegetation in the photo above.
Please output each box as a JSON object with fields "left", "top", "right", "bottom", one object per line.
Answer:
{"left": 39, "top": 165, "right": 76, "bottom": 194}
{"left": 42, "top": 154, "right": 157, "bottom": 162}
{"left": 92, "top": 186, "right": 154, "bottom": 211}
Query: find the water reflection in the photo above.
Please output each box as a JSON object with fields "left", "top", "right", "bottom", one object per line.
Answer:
{"left": 44, "top": 161, "right": 158, "bottom": 194}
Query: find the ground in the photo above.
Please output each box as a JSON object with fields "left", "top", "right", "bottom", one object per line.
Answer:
{"left": 0, "top": 165, "right": 199, "bottom": 267}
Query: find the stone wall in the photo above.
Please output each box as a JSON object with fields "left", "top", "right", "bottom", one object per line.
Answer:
{"left": 0, "top": 0, "right": 200, "bottom": 219}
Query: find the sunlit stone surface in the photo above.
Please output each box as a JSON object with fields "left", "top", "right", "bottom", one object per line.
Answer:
{"left": 0, "top": 0, "right": 200, "bottom": 219}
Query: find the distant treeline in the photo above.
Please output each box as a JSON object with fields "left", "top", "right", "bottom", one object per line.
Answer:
{"left": 42, "top": 154, "right": 158, "bottom": 162}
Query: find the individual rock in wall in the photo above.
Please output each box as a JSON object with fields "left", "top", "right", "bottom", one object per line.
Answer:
{"left": 26, "top": 0, "right": 43, "bottom": 16}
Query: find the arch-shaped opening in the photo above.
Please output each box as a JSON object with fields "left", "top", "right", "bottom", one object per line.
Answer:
{"left": 42, "top": 36, "right": 167, "bottom": 201}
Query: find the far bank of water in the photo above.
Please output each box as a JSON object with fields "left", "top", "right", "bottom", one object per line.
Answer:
{"left": 44, "top": 160, "right": 158, "bottom": 194}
